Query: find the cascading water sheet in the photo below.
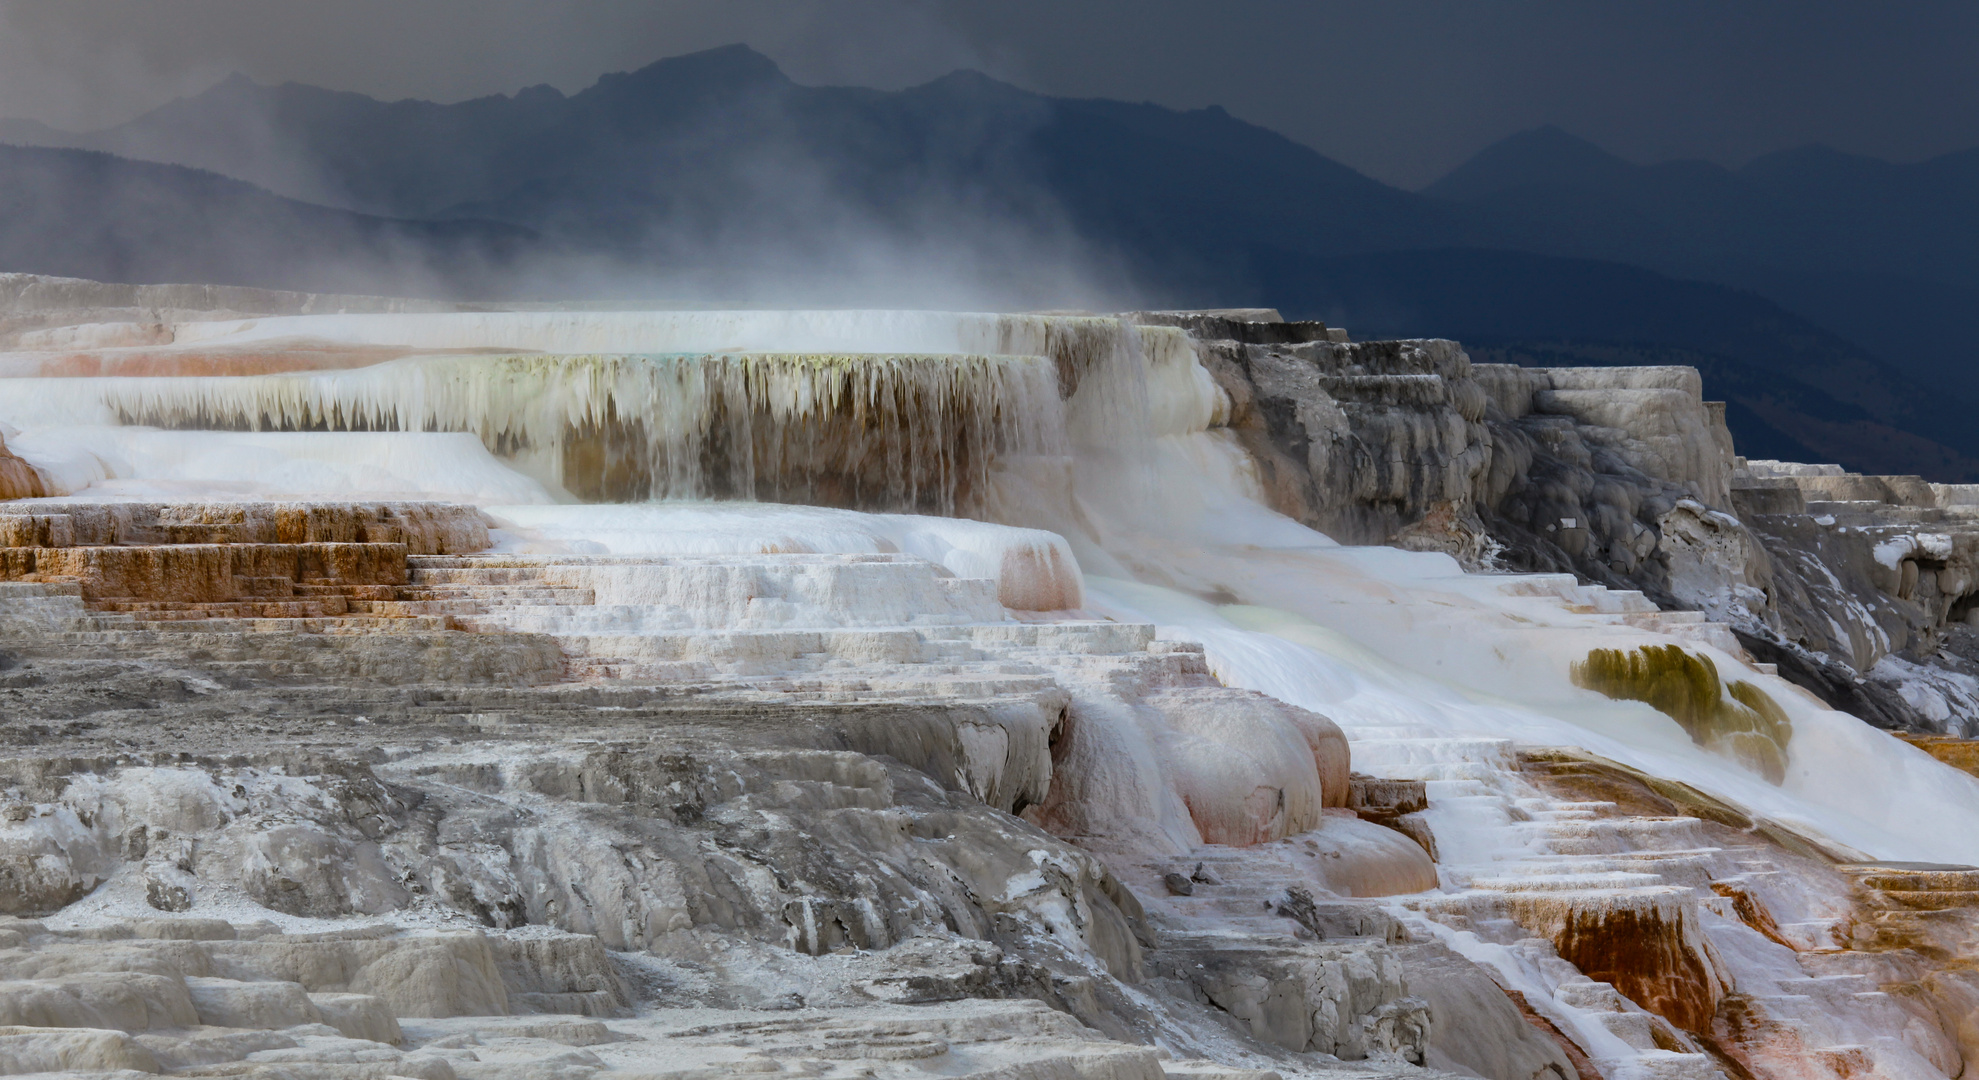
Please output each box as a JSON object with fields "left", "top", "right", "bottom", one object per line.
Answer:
{"left": 484, "top": 502, "right": 1084, "bottom": 611}
{"left": 3, "top": 427, "right": 556, "bottom": 504}
{"left": 1046, "top": 317, "right": 1979, "bottom": 867}
{"left": 0, "top": 350, "right": 1066, "bottom": 515}
{"left": 7, "top": 305, "right": 1978, "bottom": 866}
{"left": 156, "top": 309, "right": 1141, "bottom": 370}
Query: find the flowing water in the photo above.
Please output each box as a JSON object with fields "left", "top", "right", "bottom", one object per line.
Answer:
{"left": 5, "top": 309, "right": 1977, "bottom": 866}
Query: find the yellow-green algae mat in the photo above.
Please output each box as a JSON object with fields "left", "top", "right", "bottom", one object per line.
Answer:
{"left": 1573, "top": 644, "right": 1793, "bottom": 783}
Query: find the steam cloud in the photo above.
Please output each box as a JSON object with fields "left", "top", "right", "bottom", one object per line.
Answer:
{"left": 0, "top": 31, "right": 1144, "bottom": 311}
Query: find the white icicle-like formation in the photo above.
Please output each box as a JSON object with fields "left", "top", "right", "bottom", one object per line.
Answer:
{"left": 156, "top": 309, "right": 1147, "bottom": 374}
{"left": 0, "top": 308, "right": 1210, "bottom": 517}
{"left": 4, "top": 303, "right": 1972, "bottom": 859}
{"left": 0, "top": 351, "right": 1068, "bottom": 514}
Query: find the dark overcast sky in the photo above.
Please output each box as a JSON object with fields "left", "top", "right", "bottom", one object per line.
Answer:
{"left": 3, "top": 0, "right": 1976, "bottom": 189}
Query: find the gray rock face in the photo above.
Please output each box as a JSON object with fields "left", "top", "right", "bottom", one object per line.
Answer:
{"left": 0, "top": 702, "right": 1140, "bottom": 1004}
{"left": 1198, "top": 337, "right": 1494, "bottom": 549}
{"left": 1481, "top": 366, "right": 1737, "bottom": 591}
{"left": 1192, "top": 329, "right": 1739, "bottom": 600}
{"left": 1150, "top": 933, "right": 1429, "bottom": 1061}
{"left": 1175, "top": 315, "right": 1979, "bottom": 737}
{"left": 1727, "top": 462, "right": 1979, "bottom": 734}
{"left": 1397, "top": 942, "right": 1578, "bottom": 1080}
{"left": 0, "top": 910, "right": 1213, "bottom": 1078}
{"left": 0, "top": 589, "right": 1485, "bottom": 1077}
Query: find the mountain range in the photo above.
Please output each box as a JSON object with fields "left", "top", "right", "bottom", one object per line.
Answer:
{"left": 2, "top": 45, "right": 1974, "bottom": 479}
{"left": 1426, "top": 126, "right": 1979, "bottom": 401}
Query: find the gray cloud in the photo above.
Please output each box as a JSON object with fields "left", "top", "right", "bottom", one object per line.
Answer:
{"left": 2, "top": 0, "right": 1976, "bottom": 187}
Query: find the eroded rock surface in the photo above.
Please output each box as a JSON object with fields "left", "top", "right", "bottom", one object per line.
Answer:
{"left": 1173, "top": 315, "right": 1979, "bottom": 739}
{"left": 0, "top": 514, "right": 1480, "bottom": 1079}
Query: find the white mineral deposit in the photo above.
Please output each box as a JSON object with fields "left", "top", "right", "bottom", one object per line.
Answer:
{"left": 4, "top": 281, "right": 1979, "bottom": 1080}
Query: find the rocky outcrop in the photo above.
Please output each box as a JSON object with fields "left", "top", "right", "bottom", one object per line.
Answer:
{"left": 1149, "top": 934, "right": 1429, "bottom": 1060}
{"left": 1174, "top": 314, "right": 1979, "bottom": 738}
{"left": 1183, "top": 319, "right": 1747, "bottom": 606}
{"left": 1192, "top": 330, "right": 1727, "bottom": 580}
{"left": 1398, "top": 942, "right": 1579, "bottom": 1080}
{"left": 1722, "top": 461, "right": 1979, "bottom": 735}
{"left": 0, "top": 501, "right": 1472, "bottom": 1076}
{"left": 1193, "top": 332, "right": 1495, "bottom": 550}
{"left": 0, "top": 910, "right": 1181, "bottom": 1078}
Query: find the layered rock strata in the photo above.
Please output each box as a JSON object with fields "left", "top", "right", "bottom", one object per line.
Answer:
{"left": 1725, "top": 460, "right": 1979, "bottom": 735}
{"left": 1181, "top": 321, "right": 1735, "bottom": 587}
{"left": 1175, "top": 315, "right": 1979, "bottom": 739}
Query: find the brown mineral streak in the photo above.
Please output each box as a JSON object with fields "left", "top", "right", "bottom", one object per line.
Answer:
{"left": 1503, "top": 987, "right": 1607, "bottom": 1080}
{"left": 1552, "top": 904, "right": 1722, "bottom": 1032}
{"left": 1710, "top": 880, "right": 1797, "bottom": 951}
{"left": 0, "top": 439, "right": 46, "bottom": 501}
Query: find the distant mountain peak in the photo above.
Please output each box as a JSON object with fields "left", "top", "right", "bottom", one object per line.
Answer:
{"left": 917, "top": 68, "right": 1020, "bottom": 92}
{"left": 1738, "top": 142, "right": 1892, "bottom": 184}
{"left": 905, "top": 68, "right": 1042, "bottom": 110}
{"left": 1424, "top": 125, "right": 1634, "bottom": 200}
{"left": 512, "top": 83, "right": 565, "bottom": 105}
{"left": 592, "top": 43, "right": 790, "bottom": 95}
{"left": 150, "top": 71, "right": 257, "bottom": 106}
{"left": 0, "top": 115, "right": 73, "bottom": 147}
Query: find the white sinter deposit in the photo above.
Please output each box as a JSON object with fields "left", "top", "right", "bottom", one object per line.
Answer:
{"left": 4, "top": 295, "right": 1979, "bottom": 1080}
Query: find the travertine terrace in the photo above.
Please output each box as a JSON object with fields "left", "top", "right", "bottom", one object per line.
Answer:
{"left": 3, "top": 275, "right": 1979, "bottom": 1080}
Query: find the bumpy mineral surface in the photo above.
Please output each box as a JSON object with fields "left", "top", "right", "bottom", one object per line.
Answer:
{"left": 0, "top": 278, "right": 1977, "bottom": 1080}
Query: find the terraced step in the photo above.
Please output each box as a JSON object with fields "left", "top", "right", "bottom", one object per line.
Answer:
{"left": 395, "top": 586, "right": 597, "bottom": 603}
{"left": 407, "top": 568, "right": 556, "bottom": 585}
{"left": 91, "top": 614, "right": 460, "bottom": 634}
{"left": 95, "top": 597, "right": 354, "bottom": 619}
{"left": 352, "top": 599, "right": 489, "bottom": 617}
{"left": 1568, "top": 588, "right": 1662, "bottom": 615}
{"left": 1842, "top": 863, "right": 1979, "bottom": 893}
{"left": 1467, "top": 872, "right": 1670, "bottom": 892}
{"left": 233, "top": 575, "right": 301, "bottom": 597}
{"left": 1836, "top": 863, "right": 1979, "bottom": 942}
{"left": 1349, "top": 738, "right": 1518, "bottom": 775}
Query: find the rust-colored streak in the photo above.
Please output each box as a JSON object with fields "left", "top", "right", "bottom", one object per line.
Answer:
{"left": 1699, "top": 995, "right": 1769, "bottom": 1080}
{"left": 1554, "top": 905, "right": 1720, "bottom": 1032}
{"left": 1502, "top": 987, "right": 1604, "bottom": 1080}
{"left": 556, "top": 382, "right": 992, "bottom": 517}
{"left": 0, "top": 543, "right": 407, "bottom": 602}
{"left": 1710, "top": 881, "right": 1797, "bottom": 951}
{"left": 0, "top": 444, "right": 46, "bottom": 501}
